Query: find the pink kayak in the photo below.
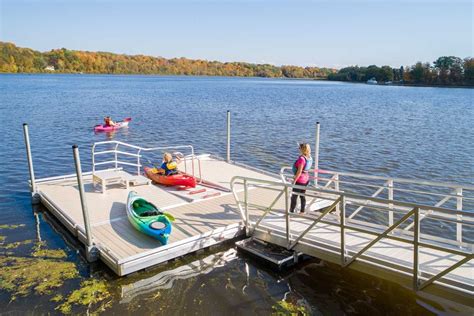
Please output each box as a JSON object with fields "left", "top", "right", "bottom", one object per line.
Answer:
{"left": 94, "top": 118, "right": 131, "bottom": 132}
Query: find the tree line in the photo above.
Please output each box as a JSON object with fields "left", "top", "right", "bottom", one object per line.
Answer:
{"left": 328, "top": 56, "right": 473, "bottom": 86}
{"left": 0, "top": 42, "right": 334, "bottom": 79}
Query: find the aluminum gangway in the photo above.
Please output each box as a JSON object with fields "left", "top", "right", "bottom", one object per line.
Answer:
{"left": 230, "top": 169, "right": 473, "bottom": 306}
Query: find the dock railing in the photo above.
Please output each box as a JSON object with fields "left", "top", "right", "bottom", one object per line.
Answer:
{"left": 91, "top": 141, "right": 200, "bottom": 178}
{"left": 230, "top": 175, "right": 473, "bottom": 292}
{"left": 280, "top": 167, "right": 474, "bottom": 244}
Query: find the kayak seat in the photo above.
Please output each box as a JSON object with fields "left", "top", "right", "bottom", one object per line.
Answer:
{"left": 133, "top": 198, "right": 160, "bottom": 216}
{"left": 141, "top": 210, "right": 160, "bottom": 217}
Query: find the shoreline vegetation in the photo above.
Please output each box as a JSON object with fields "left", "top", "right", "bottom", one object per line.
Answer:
{"left": 327, "top": 57, "right": 473, "bottom": 87}
{"left": 0, "top": 42, "right": 334, "bottom": 79}
{"left": 1, "top": 42, "right": 472, "bottom": 87}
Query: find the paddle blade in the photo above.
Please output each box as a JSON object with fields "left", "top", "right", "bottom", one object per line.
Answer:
{"left": 124, "top": 117, "right": 132, "bottom": 122}
{"left": 162, "top": 212, "right": 175, "bottom": 222}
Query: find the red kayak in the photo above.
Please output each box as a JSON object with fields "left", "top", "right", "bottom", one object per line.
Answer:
{"left": 144, "top": 167, "right": 197, "bottom": 188}
{"left": 94, "top": 118, "right": 131, "bottom": 132}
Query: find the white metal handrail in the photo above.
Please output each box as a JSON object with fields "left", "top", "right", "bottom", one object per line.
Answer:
{"left": 92, "top": 141, "right": 197, "bottom": 177}
{"left": 280, "top": 166, "right": 473, "bottom": 242}
{"left": 231, "top": 176, "right": 473, "bottom": 223}
{"left": 281, "top": 166, "right": 474, "bottom": 190}
{"left": 230, "top": 175, "right": 474, "bottom": 293}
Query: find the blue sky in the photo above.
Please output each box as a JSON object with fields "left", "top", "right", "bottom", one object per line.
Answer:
{"left": 0, "top": 0, "right": 472, "bottom": 68}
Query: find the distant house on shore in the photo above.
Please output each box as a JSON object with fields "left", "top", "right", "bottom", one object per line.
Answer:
{"left": 44, "top": 65, "right": 55, "bottom": 71}
{"left": 366, "top": 77, "right": 377, "bottom": 84}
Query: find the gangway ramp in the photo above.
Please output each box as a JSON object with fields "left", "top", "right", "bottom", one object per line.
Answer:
{"left": 230, "top": 175, "right": 473, "bottom": 307}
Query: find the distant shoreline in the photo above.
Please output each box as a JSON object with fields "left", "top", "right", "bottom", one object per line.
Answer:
{"left": 2, "top": 42, "right": 472, "bottom": 88}
{"left": 2, "top": 72, "right": 472, "bottom": 89}
{"left": 326, "top": 79, "right": 474, "bottom": 89}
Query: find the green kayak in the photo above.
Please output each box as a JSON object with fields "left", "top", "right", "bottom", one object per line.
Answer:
{"left": 126, "top": 191, "right": 173, "bottom": 245}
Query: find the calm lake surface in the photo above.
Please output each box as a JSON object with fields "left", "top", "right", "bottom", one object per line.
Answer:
{"left": 0, "top": 74, "right": 472, "bottom": 314}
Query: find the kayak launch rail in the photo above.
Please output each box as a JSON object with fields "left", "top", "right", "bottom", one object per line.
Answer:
{"left": 92, "top": 141, "right": 199, "bottom": 178}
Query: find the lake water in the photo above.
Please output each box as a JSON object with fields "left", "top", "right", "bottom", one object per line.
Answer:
{"left": 0, "top": 74, "right": 472, "bottom": 314}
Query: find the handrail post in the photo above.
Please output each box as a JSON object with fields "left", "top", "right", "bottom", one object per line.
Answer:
{"left": 285, "top": 185, "right": 290, "bottom": 247}
{"left": 137, "top": 149, "right": 142, "bottom": 175}
{"left": 191, "top": 152, "right": 195, "bottom": 178}
{"left": 72, "top": 145, "right": 98, "bottom": 262}
{"left": 226, "top": 110, "right": 231, "bottom": 163}
{"left": 244, "top": 179, "right": 249, "bottom": 235}
{"left": 114, "top": 143, "right": 119, "bottom": 170}
{"left": 413, "top": 207, "right": 420, "bottom": 290}
{"left": 23, "top": 123, "right": 39, "bottom": 204}
{"left": 388, "top": 179, "right": 394, "bottom": 226}
{"left": 183, "top": 155, "right": 188, "bottom": 174}
{"left": 92, "top": 144, "right": 96, "bottom": 174}
{"left": 456, "top": 188, "right": 462, "bottom": 244}
{"left": 334, "top": 173, "right": 340, "bottom": 215}
{"left": 314, "top": 122, "right": 320, "bottom": 187}
{"left": 340, "top": 195, "right": 346, "bottom": 265}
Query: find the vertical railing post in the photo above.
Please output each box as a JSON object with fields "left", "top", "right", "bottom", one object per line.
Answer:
{"left": 456, "top": 188, "right": 462, "bottom": 244}
{"left": 23, "top": 123, "right": 39, "bottom": 204}
{"left": 72, "top": 145, "right": 97, "bottom": 262}
{"left": 388, "top": 179, "right": 394, "bottom": 226}
{"left": 244, "top": 179, "right": 249, "bottom": 235}
{"left": 137, "top": 149, "right": 142, "bottom": 175}
{"left": 340, "top": 195, "right": 346, "bottom": 265}
{"left": 413, "top": 207, "right": 420, "bottom": 290}
{"left": 92, "top": 145, "right": 96, "bottom": 174}
{"left": 114, "top": 143, "right": 119, "bottom": 170}
{"left": 226, "top": 110, "right": 231, "bottom": 163}
{"left": 314, "top": 122, "right": 320, "bottom": 187}
{"left": 334, "top": 174, "right": 340, "bottom": 215}
{"left": 285, "top": 185, "right": 290, "bottom": 247}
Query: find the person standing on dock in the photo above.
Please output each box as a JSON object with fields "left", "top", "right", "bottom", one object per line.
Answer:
{"left": 290, "top": 143, "right": 313, "bottom": 213}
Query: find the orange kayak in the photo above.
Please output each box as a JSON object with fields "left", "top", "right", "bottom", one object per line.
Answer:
{"left": 144, "top": 167, "right": 197, "bottom": 188}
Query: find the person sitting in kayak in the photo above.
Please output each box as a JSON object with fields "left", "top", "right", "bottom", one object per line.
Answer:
{"left": 104, "top": 116, "right": 116, "bottom": 127}
{"left": 155, "top": 152, "right": 180, "bottom": 176}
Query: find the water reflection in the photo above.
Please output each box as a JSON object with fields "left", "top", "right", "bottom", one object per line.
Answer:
{"left": 120, "top": 248, "right": 238, "bottom": 303}
{"left": 34, "top": 209, "right": 42, "bottom": 243}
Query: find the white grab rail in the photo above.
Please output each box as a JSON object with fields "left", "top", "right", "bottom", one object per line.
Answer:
{"left": 92, "top": 141, "right": 197, "bottom": 177}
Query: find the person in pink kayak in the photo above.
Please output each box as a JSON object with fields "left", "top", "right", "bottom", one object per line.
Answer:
{"left": 290, "top": 143, "right": 313, "bottom": 213}
{"left": 104, "top": 116, "right": 116, "bottom": 127}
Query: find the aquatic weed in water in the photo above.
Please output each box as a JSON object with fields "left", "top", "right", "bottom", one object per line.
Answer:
{"left": 56, "top": 279, "right": 111, "bottom": 314}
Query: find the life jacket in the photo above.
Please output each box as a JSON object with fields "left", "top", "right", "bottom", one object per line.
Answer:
{"left": 292, "top": 155, "right": 313, "bottom": 174}
{"left": 104, "top": 117, "right": 111, "bottom": 126}
{"left": 161, "top": 161, "right": 178, "bottom": 176}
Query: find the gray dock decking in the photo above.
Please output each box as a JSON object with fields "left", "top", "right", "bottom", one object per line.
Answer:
{"left": 36, "top": 156, "right": 278, "bottom": 275}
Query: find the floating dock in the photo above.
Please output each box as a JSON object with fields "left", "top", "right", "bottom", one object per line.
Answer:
{"left": 23, "top": 123, "right": 473, "bottom": 308}
{"left": 35, "top": 151, "right": 278, "bottom": 276}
